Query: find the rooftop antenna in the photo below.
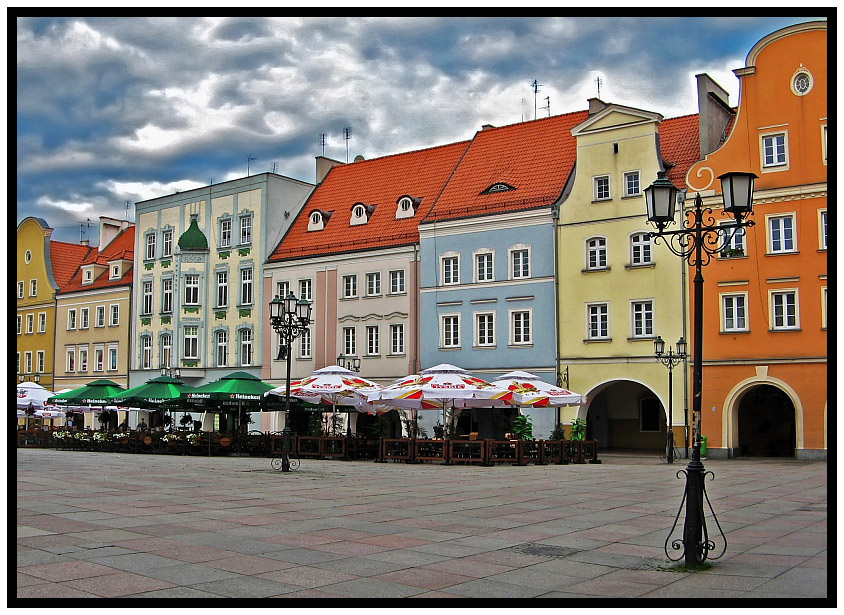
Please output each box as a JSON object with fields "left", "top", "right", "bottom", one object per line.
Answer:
{"left": 541, "top": 95, "right": 551, "bottom": 118}
{"left": 272, "top": 162, "right": 278, "bottom": 174}
{"left": 531, "top": 79, "right": 543, "bottom": 120}
{"left": 343, "top": 127, "right": 351, "bottom": 163}
{"left": 596, "top": 76, "right": 603, "bottom": 99}
{"left": 246, "top": 154, "right": 256, "bottom": 176}
{"left": 521, "top": 98, "right": 525, "bottom": 122}
{"left": 125, "top": 200, "right": 130, "bottom": 220}
{"left": 319, "top": 133, "right": 327, "bottom": 156}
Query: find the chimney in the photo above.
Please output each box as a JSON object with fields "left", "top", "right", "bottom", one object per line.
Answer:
{"left": 316, "top": 156, "right": 345, "bottom": 184}
{"left": 587, "top": 97, "right": 607, "bottom": 116}
{"left": 696, "top": 73, "right": 734, "bottom": 157}
{"left": 80, "top": 239, "right": 89, "bottom": 247}
{"left": 481, "top": 124, "right": 495, "bottom": 131}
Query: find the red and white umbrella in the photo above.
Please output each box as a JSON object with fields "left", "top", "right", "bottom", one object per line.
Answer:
{"left": 35, "top": 409, "right": 67, "bottom": 419}
{"left": 16, "top": 382, "right": 53, "bottom": 410}
{"left": 492, "top": 371, "right": 585, "bottom": 407}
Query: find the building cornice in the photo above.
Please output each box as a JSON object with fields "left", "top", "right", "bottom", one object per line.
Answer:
{"left": 419, "top": 207, "right": 552, "bottom": 238}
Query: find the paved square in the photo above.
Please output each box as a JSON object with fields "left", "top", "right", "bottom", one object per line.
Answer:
{"left": 16, "top": 449, "right": 828, "bottom": 601}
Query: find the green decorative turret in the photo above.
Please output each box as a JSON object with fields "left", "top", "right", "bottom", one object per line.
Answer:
{"left": 178, "top": 214, "right": 208, "bottom": 251}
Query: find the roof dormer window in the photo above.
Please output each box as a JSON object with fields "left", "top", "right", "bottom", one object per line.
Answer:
{"left": 395, "top": 195, "right": 421, "bottom": 220}
{"left": 481, "top": 182, "right": 516, "bottom": 195}
{"left": 307, "top": 209, "right": 333, "bottom": 232}
{"left": 350, "top": 202, "right": 375, "bottom": 226}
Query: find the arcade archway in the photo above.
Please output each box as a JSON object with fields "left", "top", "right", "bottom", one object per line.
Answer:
{"left": 737, "top": 384, "right": 796, "bottom": 457}
{"left": 585, "top": 380, "right": 666, "bottom": 452}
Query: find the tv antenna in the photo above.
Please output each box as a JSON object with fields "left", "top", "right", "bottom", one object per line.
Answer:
{"left": 531, "top": 79, "right": 543, "bottom": 120}
{"left": 541, "top": 95, "right": 550, "bottom": 117}
{"left": 80, "top": 218, "right": 91, "bottom": 242}
{"left": 272, "top": 162, "right": 278, "bottom": 174}
{"left": 596, "top": 76, "right": 603, "bottom": 99}
{"left": 319, "top": 133, "right": 327, "bottom": 156}
{"left": 125, "top": 200, "right": 130, "bottom": 220}
{"left": 343, "top": 127, "right": 351, "bottom": 162}
{"left": 246, "top": 154, "right": 256, "bottom": 176}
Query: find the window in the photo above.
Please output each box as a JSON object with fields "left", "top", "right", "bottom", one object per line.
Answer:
{"left": 67, "top": 309, "right": 77, "bottom": 331}
{"left": 95, "top": 348, "right": 104, "bottom": 372}
{"left": 722, "top": 293, "right": 748, "bottom": 332}
{"left": 162, "top": 229, "right": 173, "bottom": 258}
{"left": 26, "top": 314, "right": 34, "bottom": 334}
{"left": 16, "top": 315, "right": 21, "bottom": 335}
{"left": 161, "top": 334, "right": 172, "bottom": 369}
{"left": 185, "top": 274, "right": 200, "bottom": 305}
{"left": 822, "top": 124, "right": 827, "bottom": 164}
{"left": 624, "top": 171, "right": 641, "bottom": 197}
{"left": 631, "top": 300, "right": 654, "bottom": 338}
{"left": 66, "top": 348, "right": 75, "bottom": 372}
{"left": 111, "top": 265, "right": 120, "bottom": 280}
{"left": 640, "top": 398, "right": 661, "bottom": 432}
{"left": 240, "top": 215, "right": 252, "bottom": 244}
{"left": 475, "top": 252, "right": 493, "bottom": 282}
{"left": 594, "top": 175, "right": 611, "bottom": 200}
{"left": 768, "top": 214, "right": 796, "bottom": 254}
{"left": 587, "top": 237, "right": 608, "bottom": 269}
{"left": 217, "top": 272, "right": 229, "bottom": 307}
{"left": 162, "top": 279, "right": 173, "bottom": 313}
{"left": 441, "top": 315, "right": 460, "bottom": 348}
{"left": 390, "top": 324, "right": 405, "bottom": 355}
{"left": 511, "top": 248, "right": 530, "bottom": 279}
{"left": 220, "top": 219, "right": 232, "bottom": 248}
{"left": 761, "top": 132, "right": 787, "bottom": 168}
{"left": 80, "top": 308, "right": 89, "bottom": 330}
{"left": 390, "top": 270, "right": 405, "bottom": 294}
{"left": 587, "top": 303, "right": 610, "bottom": 340}
{"left": 476, "top": 313, "right": 495, "bottom": 347}
{"left": 25, "top": 351, "right": 32, "bottom": 374}
{"left": 442, "top": 255, "right": 459, "bottom": 285}
{"left": 276, "top": 281, "right": 290, "bottom": 300}
{"left": 240, "top": 329, "right": 253, "bottom": 366}
{"left": 366, "top": 272, "right": 381, "bottom": 296}
{"left": 819, "top": 210, "right": 827, "bottom": 250}
{"left": 25, "top": 250, "right": 32, "bottom": 263}
{"left": 511, "top": 310, "right": 531, "bottom": 345}
{"left": 17, "top": 281, "right": 24, "bottom": 299}
{"left": 38, "top": 312, "right": 46, "bottom": 333}
{"left": 36, "top": 350, "right": 45, "bottom": 373}
{"left": 108, "top": 346, "right": 118, "bottom": 371}
{"left": 96, "top": 306, "right": 106, "bottom": 328}
{"left": 343, "top": 275, "right": 358, "bottom": 298}
{"left": 821, "top": 287, "right": 827, "bottom": 329}
{"left": 630, "top": 233, "right": 652, "bottom": 265}
{"left": 366, "top": 325, "right": 379, "bottom": 355}
{"left": 141, "top": 336, "right": 152, "bottom": 369}
{"left": 343, "top": 327, "right": 356, "bottom": 356}
{"left": 299, "top": 328, "right": 312, "bottom": 359}
{"left": 84, "top": 270, "right": 93, "bottom": 283}
{"left": 30, "top": 279, "right": 37, "bottom": 297}
{"left": 299, "top": 279, "right": 312, "bottom": 301}
{"left": 145, "top": 233, "right": 156, "bottom": 260}
{"left": 719, "top": 223, "right": 746, "bottom": 257}
{"left": 110, "top": 304, "right": 119, "bottom": 326}
{"left": 241, "top": 268, "right": 253, "bottom": 305}
{"left": 17, "top": 352, "right": 20, "bottom": 374}
{"left": 142, "top": 281, "right": 154, "bottom": 315}
{"left": 771, "top": 290, "right": 799, "bottom": 330}
{"left": 184, "top": 326, "right": 199, "bottom": 359}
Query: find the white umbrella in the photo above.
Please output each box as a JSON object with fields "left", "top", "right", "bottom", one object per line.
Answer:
{"left": 35, "top": 409, "right": 67, "bottom": 419}
{"left": 492, "top": 371, "right": 585, "bottom": 407}
{"left": 16, "top": 382, "right": 52, "bottom": 410}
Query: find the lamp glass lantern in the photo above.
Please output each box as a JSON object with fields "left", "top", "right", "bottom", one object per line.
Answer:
{"left": 644, "top": 171, "right": 679, "bottom": 224}
{"left": 269, "top": 295, "right": 283, "bottom": 321}
{"left": 654, "top": 335, "right": 666, "bottom": 357}
{"left": 676, "top": 336, "right": 687, "bottom": 357}
{"left": 718, "top": 171, "right": 758, "bottom": 216}
{"left": 296, "top": 297, "right": 312, "bottom": 323}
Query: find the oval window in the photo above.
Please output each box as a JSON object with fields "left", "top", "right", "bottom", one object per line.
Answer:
{"left": 353, "top": 205, "right": 365, "bottom": 218}
{"left": 311, "top": 212, "right": 321, "bottom": 225}
{"left": 25, "top": 250, "right": 32, "bottom": 263}
{"left": 399, "top": 198, "right": 412, "bottom": 211}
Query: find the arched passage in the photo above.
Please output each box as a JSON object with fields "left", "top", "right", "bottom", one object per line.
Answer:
{"left": 737, "top": 384, "right": 796, "bottom": 457}
{"left": 583, "top": 379, "right": 666, "bottom": 452}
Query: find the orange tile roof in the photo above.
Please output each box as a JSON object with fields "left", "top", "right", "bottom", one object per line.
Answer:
{"left": 422, "top": 111, "right": 589, "bottom": 223}
{"left": 49, "top": 241, "right": 92, "bottom": 291}
{"left": 58, "top": 227, "right": 135, "bottom": 294}
{"left": 659, "top": 113, "right": 700, "bottom": 190}
{"left": 268, "top": 140, "right": 471, "bottom": 261}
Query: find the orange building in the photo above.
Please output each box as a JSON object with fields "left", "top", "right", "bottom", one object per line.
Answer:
{"left": 686, "top": 21, "right": 827, "bottom": 459}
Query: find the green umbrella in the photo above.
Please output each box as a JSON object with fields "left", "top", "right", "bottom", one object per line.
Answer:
{"left": 111, "top": 376, "right": 195, "bottom": 407}
{"left": 47, "top": 379, "right": 125, "bottom": 406}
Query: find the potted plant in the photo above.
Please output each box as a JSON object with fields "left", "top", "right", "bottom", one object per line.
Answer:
{"left": 512, "top": 414, "right": 534, "bottom": 441}
{"left": 549, "top": 422, "right": 567, "bottom": 441}
{"left": 570, "top": 418, "right": 587, "bottom": 441}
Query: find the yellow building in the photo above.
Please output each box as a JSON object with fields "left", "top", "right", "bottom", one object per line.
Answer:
{"left": 16, "top": 217, "right": 91, "bottom": 393}
{"left": 556, "top": 99, "right": 704, "bottom": 453}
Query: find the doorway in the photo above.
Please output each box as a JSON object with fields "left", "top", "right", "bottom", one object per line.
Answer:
{"left": 737, "top": 384, "right": 795, "bottom": 457}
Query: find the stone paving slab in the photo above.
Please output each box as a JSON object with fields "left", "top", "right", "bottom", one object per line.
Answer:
{"left": 15, "top": 449, "right": 828, "bottom": 602}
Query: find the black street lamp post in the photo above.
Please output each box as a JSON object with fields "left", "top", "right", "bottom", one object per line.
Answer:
{"left": 654, "top": 335, "right": 686, "bottom": 464}
{"left": 269, "top": 292, "right": 313, "bottom": 472}
{"left": 336, "top": 354, "right": 360, "bottom": 437}
{"left": 645, "top": 169, "right": 756, "bottom": 566}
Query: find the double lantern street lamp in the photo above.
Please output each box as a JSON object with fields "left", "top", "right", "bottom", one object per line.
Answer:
{"left": 336, "top": 353, "right": 361, "bottom": 372}
{"left": 644, "top": 169, "right": 756, "bottom": 567}
{"left": 653, "top": 335, "right": 686, "bottom": 465}
{"left": 268, "top": 292, "right": 313, "bottom": 472}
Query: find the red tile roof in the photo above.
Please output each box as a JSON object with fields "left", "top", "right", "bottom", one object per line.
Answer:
{"left": 268, "top": 141, "right": 471, "bottom": 261}
{"left": 49, "top": 241, "right": 92, "bottom": 291}
{"left": 659, "top": 113, "right": 700, "bottom": 190}
{"left": 58, "top": 227, "right": 135, "bottom": 294}
{"left": 422, "top": 111, "right": 589, "bottom": 223}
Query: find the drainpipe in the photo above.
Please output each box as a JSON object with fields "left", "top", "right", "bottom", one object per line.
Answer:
{"left": 552, "top": 205, "right": 562, "bottom": 430}
{"left": 680, "top": 195, "right": 690, "bottom": 459}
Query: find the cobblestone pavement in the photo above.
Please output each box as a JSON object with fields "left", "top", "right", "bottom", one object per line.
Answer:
{"left": 16, "top": 449, "right": 828, "bottom": 602}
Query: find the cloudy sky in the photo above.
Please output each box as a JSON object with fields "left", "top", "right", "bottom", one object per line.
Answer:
{"left": 17, "top": 16, "right": 824, "bottom": 245}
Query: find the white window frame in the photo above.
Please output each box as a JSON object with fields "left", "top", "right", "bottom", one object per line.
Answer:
{"left": 38, "top": 311, "right": 47, "bottom": 333}
{"left": 366, "top": 272, "right": 381, "bottom": 297}
{"left": 475, "top": 311, "right": 495, "bottom": 347}
{"left": 343, "top": 327, "right": 357, "bottom": 356}
{"left": 299, "top": 328, "right": 312, "bottom": 359}
{"left": 474, "top": 250, "right": 494, "bottom": 283}
{"left": 623, "top": 170, "right": 641, "bottom": 197}
{"left": 241, "top": 268, "right": 253, "bottom": 305}
{"left": 721, "top": 292, "right": 749, "bottom": 333}
{"left": 25, "top": 351, "right": 33, "bottom": 374}
{"left": 389, "top": 269, "right": 406, "bottom": 294}
{"left": 240, "top": 215, "right": 252, "bottom": 245}
{"left": 94, "top": 348, "right": 104, "bottom": 372}
{"left": 630, "top": 300, "right": 654, "bottom": 338}
{"left": 719, "top": 222, "right": 746, "bottom": 257}
{"left": 217, "top": 271, "right": 229, "bottom": 308}
{"left": 142, "top": 281, "right": 154, "bottom": 315}
{"left": 594, "top": 174, "right": 611, "bottom": 201}
{"left": 96, "top": 305, "right": 106, "bottom": 328}
{"left": 183, "top": 326, "right": 199, "bottom": 359}
{"left": 760, "top": 131, "right": 789, "bottom": 170}
{"left": 30, "top": 279, "right": 37, "bottom": 297}
{"left": 276, "top": 281, "right": 290, "bottom": 301}
{"left": 66, "top": 348, "right": 76, "bottom": 373}
{"left": 587, "top": 302, "right": 610, "bottom": 340}
{"left": 36, "top": 350, "right": 45, "bottom": 374}
{"left": 343, "top": 274, "right": 358, "bottom": 299}
{"left": 510, "top": 309, "right": 532, "bottom": 346}
{"left": 299, "top": 279, "right": 312, "bottom": 301}
{"left": 441, "top": 253, "right": 460, "bottom": 286}
{"left": 17, "top": 281, "right": 24, "bottom": 299}
{"left": 390, "top": 323, "right": 405, "bottom": 355}
{"left": 17, "top": 315, "right": 22, "bottom": 335}
{"left": 110, "top": 265, "right": 120, "bottom": 280}
{"left": 141, "top": 336, "right": 152, "bottom": 369}
{"left": 510, "top": 245, "right": 531, "bottom": 280}
{"left": 821, "top": 286, "right": 827, "bottom": 330}
{"left": 440, "top": 314, "right": 461, "bottom": 349}
{"left": 220, "top": 218, "right": 232, "bottom": 248}
{"left": 79, "top": 308, "right": 89, "bottom": 330}
{"left": 819, "top": 209, "right": 827, "bottom": 250}
{"left": 770, "top": 289, "right": 799, "bottom": 331}
{"left": 630, "top": 233, "right": 652, "bottom": 265}
{"left": 587, "top": 237, "right": 608, "bottom": 270}
{"left": 161, "top": 334, "right": 172, "bottom": 369}
{"left": 110, "top": 304, "right": 120, "bottom": 327}
{"left": 240, "top": 328, "right": 253, "bottom": 366}
{"left": 184, "top": 274, "right": 200, "bottom": 305}
{"left": 767, "top": 213, "right": 797, "bottom": 254}
{"left": 145, "top": 232, "right": 156, "bottom": 260}
{"left": 108, "top": 345, "right": 119, "bottom": 371}
{"left": 162, "top": 229, "right": 173, "bottom": 258}
{"left": 26, "top": 313, "right": 34, "bottom": 334}
{"left": 162, "top": 279, "right": 173, "bottom": 314}
{"left": 366, "top": 325, "right": 380, "bottom": 356}
{"left": 67, "top": 308, "right": 77, "bottom": 331}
